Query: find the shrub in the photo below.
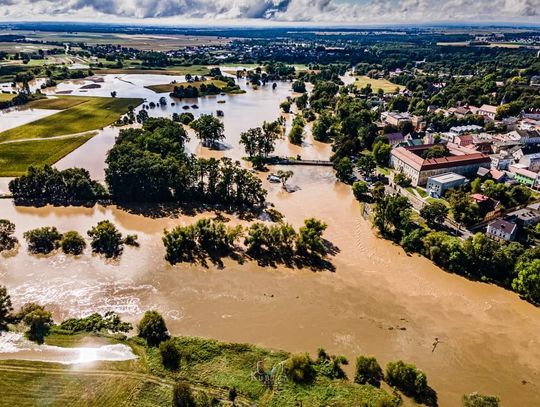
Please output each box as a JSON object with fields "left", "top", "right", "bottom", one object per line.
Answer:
{"left": 354, "top": 355, "right": 384, "bottom": 387}
{"left": 61, "top": 231, "right": 86, "bottom": 255}
{"left": 23, "top": 226, "right": 62, "bottom": 254}
{"left": 124, "top": 234, "right": 139, "bottom": 247}
{"left": 87, "top": 220, "right": 123, "bottom": 258}
{"left": 22, "top": 304, "right": 52, "bottom": 344}
{"left": 0, "top": 219, "right": 18, "bottom": 252}
{"left": 137, "top": 310, "right": 169, "bottom": 347}
{"left": 386, "top": 360, "right": 433, "bottom": 404}
{"left": 283, "top": 353, "right": 316, "bottom": 384}
{"left": 159, "top": 339, "right": 180, "bottom": 370}
{"left": 462, "top": 393, "right": 500, "bottom": 407}
{"left": 172, "top": 382, "right": 196, "bottom": 407}
{"left": 352, "top": 181, "right": 369, "bottom": 201}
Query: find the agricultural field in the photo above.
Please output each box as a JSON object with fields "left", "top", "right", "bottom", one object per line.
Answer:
{"left": 0, "top": 96, "right": 143, "bottom": 143}
{"left": 145, "top": 79, "right": 228, "bottom": 93}
{"left": 355, "top": 75, "right": 404, "bottom": 93}
{"left": 96, "top": 65, "right": 210, "bottom": 76}
{"left": 0, "top": 133, "right": 95, "bottom": 176}
{"left": 0, "top": 92, "right": 15, "bottom": 101}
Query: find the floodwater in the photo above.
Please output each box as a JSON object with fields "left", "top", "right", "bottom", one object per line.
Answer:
{"left": 1, "top": 72, "right": 540, "bottom": 406}
{"left": 0, "top": 108, "right": 58, "bottom": 132}
{"left": 0, "top": 332, "right": 136, "bottom": 364}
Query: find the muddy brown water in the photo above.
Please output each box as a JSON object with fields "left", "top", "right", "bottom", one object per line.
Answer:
{"left": 0, "top": 73, "right": 539, "bottom": 406}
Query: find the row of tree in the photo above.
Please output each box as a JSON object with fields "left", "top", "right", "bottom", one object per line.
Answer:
{"left": 162, "top": 217, "right": 329, "bottom": 266}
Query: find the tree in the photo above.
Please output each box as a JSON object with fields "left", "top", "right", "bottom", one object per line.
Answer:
{"left": 352, "top": 181, "right": 369, "bottom": 201}
{"left": 173, "top": 382, "right": 196, "bottom": 407}
{"left": 191, "top": 114, "right": 225, "bottom": 148}
{"left": 23, "top": 305, "right": 53, "bottom": 344}
{"left": 296, "top": 218, "right": 327, "bottom": 257}
{"left": 354, "top": 355, "right": 383, "bottom": 387}
{"left": 87, "top": 220, "right": 123, "bottom": 258}
{"left": 388, "top": 95, "right": 409, "bottom": 112}
{"left": 61, "top": 231, "right": 86, "bottom": 255}
{"left": 159, "top": 339, "right": 180, "bottom": 370}
{"left": 292, "top": 80, "right": 306, "bottom": 93}
{"left": 283, "top": 353, "right": 316, "bottom": 384}
{"left": 335, "top": 157, "right": 353, "bottom": 183}
{"left": 138, "top": 310, "right": 169, "bottom": 347}
{"left": 447, "top": 190, "right": 480, "bottom": 226}
{"left": 372, "top": 141, "right": 392, "bottom": 166}
{"left": 288, "top": 124, "right": 304, "bottom": 145}
{"left": 295, "top": 93, "right": 308, "bottom": 110}
{"left": 23, "top": 226, "right": 62, "bottom": 254}
{"left": 312, "top": 111, "right": 336, "bottom": 142}
{"left": 420, "top": 201, "right": 449, "bottom": 228}
{"left": 462, "top": 393, "right": 500, "bottom": 407}
{"left": 386, "top": 360, "right": 433, "bottom": 403}
{"left": 240, "top": 127, "right": 263, "bottom": 160}
{"left": 315, "top": 348, "right": 349, "bottom": 380}
{"left": 0, "top": 219, "right": 18, "bottom": 252}
{"left": 357, "top": 154, "right": 376, "bottom": 177}
{"left": 280, "top": 100, "right": 291, "bottom": 113}
{"left": 512, "top": 259, "right": 540, "bottom": 304}
{"left": 277, "top": 170, "right": 294, "bottom": 189}
{"left": 373, "top": 194, "right": 412, "bottom": 238}
{"left": 0, "top": 286, "right": 13, "bottom": 332}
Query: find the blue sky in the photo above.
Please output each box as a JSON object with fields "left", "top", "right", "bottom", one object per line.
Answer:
{"left": 0, "top": 0, "right": 538, "bottom": 24}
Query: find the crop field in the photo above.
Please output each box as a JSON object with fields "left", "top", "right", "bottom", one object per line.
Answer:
{"left": 355, "top": 75, "right": 404, "bottom": 93}
{"left": 0, "top": 133, "right": 95, "bottom": 176}
{"left": 0, "top": 96, "right": 142, "bottom": 143}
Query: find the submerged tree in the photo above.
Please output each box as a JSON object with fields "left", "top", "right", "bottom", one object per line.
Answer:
{"left": 0, "top": 219, "right": 18, "bottom": 252}
{"left": 0, "top": 286, "right": 13, "bottom": 332}
{"left": 191, "top": 114, "right": 225, "bottom": 148}
{"left": 87, "top": 220, "right": 124, "bottom": 258}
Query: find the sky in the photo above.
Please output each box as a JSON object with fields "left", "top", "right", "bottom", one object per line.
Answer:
{"left": 0, "top": 0, "right": 538, "bottom": 25}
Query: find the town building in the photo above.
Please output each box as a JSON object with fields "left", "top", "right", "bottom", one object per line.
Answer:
{"left": 507, "top": 208, "right": 540, "bottom": 227}
{"left": 510, "top": 167, "right": 538, "bottom": 188}
{"left": 486, "top": 219, "right": 518, "bottom": 241}
{"left": 478, "top": 104, "right": 498, "bottom": 120}
{"left": 381, "top": 111, "right": 412, "bottom": 127}
{"left": 390, "top": 144, "right": 491, "bottom": 186}
{"left": 426, "top": 172, "right": 467, "bottom": 198}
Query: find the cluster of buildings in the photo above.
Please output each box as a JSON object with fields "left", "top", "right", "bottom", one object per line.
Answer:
{"left": 384, "top": 105, "right": 540, "bottom": 242}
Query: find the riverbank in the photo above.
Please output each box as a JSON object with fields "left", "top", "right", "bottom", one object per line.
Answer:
{"left": 0, "top": 331, "right": 394, "bottom": 406}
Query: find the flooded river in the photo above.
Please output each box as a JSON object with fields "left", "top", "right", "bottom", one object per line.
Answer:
{"left": 1, "top": 72, "right": 539, "bottom": 405}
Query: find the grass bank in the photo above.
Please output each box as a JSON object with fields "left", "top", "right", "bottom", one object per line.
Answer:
{"left": 145, "top": 79, "right": 228, "bottom": 94}
{"left": 0, "top": 96, "right": 142, "bottom": 143}
{"left": 0, "top": 333, "right": 395, "bottom": 406}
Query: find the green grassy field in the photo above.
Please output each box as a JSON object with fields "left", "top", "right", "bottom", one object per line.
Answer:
{"left": 0, "top": 92, "right": 15, "bottom": 102}
{"left": 0, "top": 133, "right": 95, "bottom": 176}
{"left": 145, "top": 79, "right": 227, "bottom": 93}
{"left": 25, "top": 96, "right": 90, "bottom": 110}
{"left": 0, "top": 333, "right": 395, "bottom": 407}
{"left": 0, "top": 96, "right": 142, "bottom": 143}
{"left": 355, "top": 76, "right": 404, "bottom": 93}
{"left": 96, "top": 65, "right": 210, "bottom": 76}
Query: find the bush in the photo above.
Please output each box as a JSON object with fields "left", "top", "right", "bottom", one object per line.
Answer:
{"left": 283, "top": 353, "right": 316, "bottom": 384}
{"left": 355, "top": 355, "right": 384, "bottom": 387}
{"left": 58, "top": 312, "right": 132, "bottom": 333}
{"left": 24, "top": 226, "right": 62, "bottom": 254}
{"left": 352, "top": 181, "right": 369, "bottom": 201}
{"left": 172, "top": 382, "right": 196, "bottom": 407}
{"left": 462, "top": 393, "right": 500, "bottom": 407}
{"left": 87, "top": 220, "right": 123, "bottom": 258}
{"left": 394, "top": 172, "right": 412, "bottom": 188}
{"left": 0, "top": 219, "right": 18, "bottom": 252}
{"left": 61, "top": 231, "right": 86, "bottom": 255}
{"left": 137, "top": 310, "right": 169, "bottom": 347}
{"left": 22, "top": 304, "right": 53, "bottom": 344}
{"left": 386, "top": 360, "right": 434, "bottom": 404}
{"left": 124, "top": 234, "right": 139, "bottom": 247}
{"left": 159, "top": 339, "right": 180, "bottom": 370}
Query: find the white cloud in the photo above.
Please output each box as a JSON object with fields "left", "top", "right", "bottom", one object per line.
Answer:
{"left": 0, "top": 0, "right": 537, "bottom": 22}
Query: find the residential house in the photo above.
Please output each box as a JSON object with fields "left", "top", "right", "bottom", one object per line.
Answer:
{"left": 478, "top": 104, "right": 498, "bottom": 120}
{"left": 486, "top": 219, "right": 518, "bottom": 241}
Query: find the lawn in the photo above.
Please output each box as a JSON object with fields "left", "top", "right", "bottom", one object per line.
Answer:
{"left": 0, "top": 133, "right": 95, "bottom": 176}
{"left": 355, "top": 75, "right": 404, "bottom": 93}
{"left": 145, "top": 79, "right": 228, "bottom": 94}
{"left": 0, "top": 333, "right": 395, "bottom": 407}
{"left": 0, "top": 96, "right": 143, "bottom": 143}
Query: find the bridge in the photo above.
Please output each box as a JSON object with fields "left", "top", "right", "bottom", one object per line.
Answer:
{"left": 270, "top": 158, "right": 333, "bottom": 166}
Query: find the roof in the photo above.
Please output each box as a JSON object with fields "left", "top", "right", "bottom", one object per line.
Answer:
{"left": 488, "top": 219, "right": 517, "bottom": 234}
{"left": 514, "top": 168, "right": 538, "bottom": 179}
{"left": 385, "top": 132, "right": 404, "bottom": 143}
{"left": 479, "top": 104, "right": 498, "bottom": 114}
{"left": 391, "top": 145, "right": 491, "bottom": 172}
{"left": 428, "top": 172, "right": 466, "bottom": 183}
{"left": 471, "top": 193, "right": 490, "bottom": 202}
{"left": 507, "top": 208, "right": 540, "bottom": 220}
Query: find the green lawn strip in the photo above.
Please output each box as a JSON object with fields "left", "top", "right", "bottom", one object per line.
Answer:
{"left": 145, "top": 79, "right": 228, "bottom": 93}
{"left": 355, "top": 75, "right": 404, "bottom": 93}
{"left": 0, "top": 133, "right": 95, "bottom": 176}
{"left": 0, "top": 97, "right": 142, "bottom": 143}
{"left": 25, "top": 96, "right": 91, "bottom": 110}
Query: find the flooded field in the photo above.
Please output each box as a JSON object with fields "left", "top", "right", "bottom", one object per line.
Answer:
{"left": 0, "top": 108, "right": 59, "bottom": 133}
{"left": 1, "top": 72, "right": 540, "bottom": 405}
